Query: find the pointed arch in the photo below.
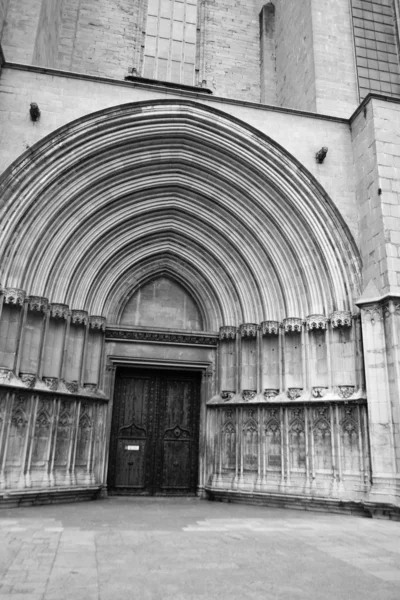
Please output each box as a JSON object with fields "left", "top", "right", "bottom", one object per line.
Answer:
{"left": 0, "top": 100, "right": 362, "bottom": 326}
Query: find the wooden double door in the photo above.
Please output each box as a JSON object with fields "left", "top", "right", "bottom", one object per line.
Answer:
{"left": 108, "top": 368, "right": 201, "bottom": 495}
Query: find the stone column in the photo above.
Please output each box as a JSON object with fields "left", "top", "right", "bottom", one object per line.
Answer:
{"left": 218, "top": 326, "right": 237, "bottom": 397}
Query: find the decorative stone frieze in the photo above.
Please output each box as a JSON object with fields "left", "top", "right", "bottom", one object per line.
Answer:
{"left": 65, "top": 381, "right": 79, "bottom": 394}
{"left": 28, "top": 296, "right": 49, "bottom": 313}
{"left": 240, "top": 323, "right": 258, "bottom": 338}
{"left": 282, "top": 318, "right": 303, "bottom": 333}
{"left": 3, "top": 288, "right": 26, "bottom": 306}
{"left": 71, "top": 310, "right": 89, "bottom": 326}
{"left": 0, "top": 368, "right": 13, "bottom": 384}
{"left": 306, "top": 315, "right": 328, "bottom": 331}
{"left": 242, "top": 390, "right": 257, "bottom": 402}
{"left": 312, "top": 387, "right": 328, "bottom": 398}
{"left": 337, "top": 385, "right": 355, "bottom": 399}
{"left": 50, "top": 303, "right": 69, "bottom": 319}
{"left": 330, "top": 310, "right": 352, "bottom": 328}
{"left": 219, "top": 326, "right": 237, "bottom": 340}
{"left": 264, "top": 389, "right": 279, "bottom": 400}
{"left": 89, "top": 316, "right": 106, "bottom": 331}
{"left": 261, "top": 321, "right": 280, "bottom": 336}
{"left": 287, "top": 388, "right": 302, "bottom": 400}
{"left": 221, "top": 391, "right": 235, "bottom": 402}
{"left": 20, "top": 373, "right": 36, "bottom": 389}
{"left": 107, "top": 329, "right": 218, "bottom": 346}
{"left": 43, "top": 377, "right": 58, "bottom": 391}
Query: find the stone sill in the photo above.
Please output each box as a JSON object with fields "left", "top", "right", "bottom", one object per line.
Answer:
{"left": 124, "top": 74, "right": 213, "bottom": 95}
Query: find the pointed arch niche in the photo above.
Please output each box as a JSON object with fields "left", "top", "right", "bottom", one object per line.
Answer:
{"left": 119, "top": 276, "right": 204, "bottom": 331}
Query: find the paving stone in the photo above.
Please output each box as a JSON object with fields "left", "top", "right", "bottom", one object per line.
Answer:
{"left": 0, "top": 498, "right": 400, "bottom": 599}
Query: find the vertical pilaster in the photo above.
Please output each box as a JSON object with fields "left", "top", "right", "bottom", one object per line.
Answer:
{"left": 358, "top": 300, "right": 396, "bottom": 499}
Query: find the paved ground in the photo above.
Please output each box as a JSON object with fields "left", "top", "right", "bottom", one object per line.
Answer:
{"left": 0, "top": 498, "right": 400, "bottom": 600}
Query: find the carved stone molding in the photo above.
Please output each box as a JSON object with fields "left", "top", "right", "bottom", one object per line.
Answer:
{"left": 330, "top": 310, "right": 352, "bottom": 328}
{"left": 242, "top": 390, "right": 257, "bottom": 402}
{"left": 263, "top": 389, "right": 279, "bottom": 400}
{"left": 282, "top": 318, "right": 303, "bottom": 333}
{"left": 221, "top": 391, "right": 235, "bottom": 402}
{"left": 71, "top": 310, "right": 89, "bottom": 326}
{"left": 28, "top": 296, "right": 49, "bottom": 313}
{"left": 240, "top": 323, "right": 258, "bottom": 338}
{"left": 337, "top": 385, "right": 355, "bottom": 399}
{"left": 84, "top": 383, "right": 97, "bottom": 393}
{"left": 65, "top": 381, "right": 79, "bottom": 394}
{"left": 20, "top": 373, "right": 36, "bottom": 389}
{"left": 261, "top": 321, "right": 280, "bottom": 336}
{"left": 50, "top": 303, "right": 69, "bottom": 319}
{"left": 219, "top": 326, "right": 237, "bottom": 340}
{"left": 3, "top": 288, "right": 26, "bottom": 306}
{"left": 287, "top": 388, "right": 302, "bottom": 400}
{"left": 43, "top": 377, "right": 58, "bottom": 391}
{"left": 306, "top": 314, "right": 328, "bottom": 331}
{"left": 0, "top": 368, "right": 13, "bottom": 384}
{"left": 361, "top": 304, "right": 382, "bottom": 324}
{"left": 106, "top": 329, "right": 218, "bottom": 346}
{"left": 89, "top": 316, "right": 106, "bottom": 331}
{"left": 312, "top": 387, "right": 328, "bottom": 398}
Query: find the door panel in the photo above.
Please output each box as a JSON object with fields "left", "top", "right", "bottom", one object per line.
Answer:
{"left": 155, "top": 376, "right": 198, "bottom": 493}
{"left": 109, "top": 373, "right": 155, "bottom": 494}
{"left": 108, "top": 368, "right": 200, "bottom": 495}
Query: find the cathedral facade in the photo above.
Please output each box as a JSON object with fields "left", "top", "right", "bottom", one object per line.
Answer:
{"left": 0, "top": 0, "right": 400, "bottom": 516}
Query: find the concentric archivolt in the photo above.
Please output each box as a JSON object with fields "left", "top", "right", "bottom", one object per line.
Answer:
{"left": 0, "top": 100, "right": 361, "bottom": 327}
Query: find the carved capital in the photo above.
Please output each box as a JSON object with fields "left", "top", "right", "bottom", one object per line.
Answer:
{"left": 361, "top": 304, "right": 382, "bottom": 324}
{"left": 330, "top": 310, "right": 352, "bottom": 328}
{"left": 261, "top": 321, "right": 280, "bottom": 336}
{"left": 242, "top": 390, "right": 257, "bottom": 402}
{"left": 263, "top": 389, "right": 279, "bottom": 400}
{"left": 28, "top": 296, "right": 49, "bottom": 313}
{"left": 65, "top": 380, "right": 79, "bottom": 394}
{"left": 282, "top": 318, "right": 303, "bottom": 333}
{"left": 306, "top": 314, "right": 328, "bottom": 331}
{"left": 0, "top": 368, "right": 13, "bottom": 384}
{"left": 20, "top": 373, "right": 36, "bottom": 389}
{"left": 219, "top": 326, "right": 237, "bottom": 340}
{"left": 3, "top": 288, "right": 26, "bottom": 306}
{"left": 312, "top": 386, "right": 328, "bottom": 398}
{"left": 240, "top": 323, "right": 258, "bottom": 338}
{"left": 89, "top": 315, "right": 106, "bottom": 331}
{"left": 287, "top": 388, "right": 302, "bottom": 400}
{"left": 221, "top": 391, "right": 235, "bottom": 402}
{"left": 50, "top": 303, "right": 69, "bottom": 319}
{"left": 337, "top": 385, "right": 355, "bottom": 399}
{"left": 71, "top": 310, "right": 88, "bottom": 326}
{"left": 43, "top": 377, "right": 58, "bottom": 391}
{"left": 84, "top": 383, "right": 97, "bottom": 393}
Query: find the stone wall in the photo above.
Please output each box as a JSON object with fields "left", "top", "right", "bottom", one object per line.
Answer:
{"left": 352, "top": 97, "right": 400, "bottom": 296}
{"left": 0, "top": 0, "right": 9, "bottom": 37}
{"left": 0, "top": 0, "right": 42, "bottom": 63}
{"left": 32, "top": 0, "right": 63, "bottom": 68}
{"left": 275, "top": 0, "right": 316, "bottom": 112}
{"left": 59, "top": 0, "right": 142, "bottom": 79}
{"left": 312, "top": 0, "right": 358, "bottom": 116}
{"left": 203, "top": 0, "right": 265, "bottom": 102}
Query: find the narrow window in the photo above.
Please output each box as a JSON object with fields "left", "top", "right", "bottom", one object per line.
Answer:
{"left": 143, "top": 0, "right": 198, "bottom": 86}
